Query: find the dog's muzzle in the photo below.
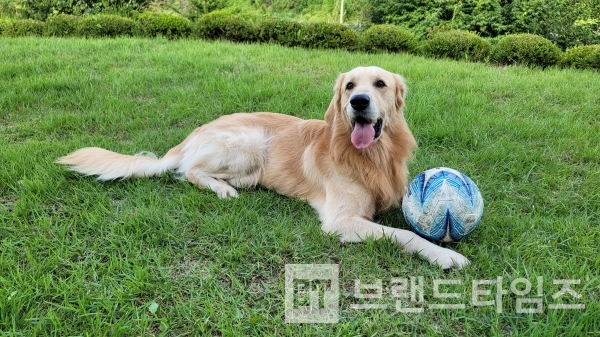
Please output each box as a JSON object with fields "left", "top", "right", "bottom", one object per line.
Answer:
{"left": 348, "top": 94, "right": 383, "bottom": 149}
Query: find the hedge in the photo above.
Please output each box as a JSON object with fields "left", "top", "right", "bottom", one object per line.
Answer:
{"left": 2, "top": 12, "right": 600, "bottom": 72}
{"left": 300, "top": 22, "right": 359, "bottom": 51}
{"left": 45, "top": 14, "right": 81, "bottom": 37}
{"left": 136, "top": 12, "right": 191, "bottom": 38}
{"left": 193, "top": 11, "right": 259, "bottom": 43}
{"left": 491, "top": 33, "right": 563, "bottom": 68}
{"left": 560, "top": 45, "right": 600, "bottom": 70}
{"left": 421, "top": 30, "right": 491, "bottom": 62}
{"left": 258, "top": 17, "right": 305, "bottom": 47}
{"left": 0, "top": 19, "right": 45, "bottom": 37}
{"left": 359, "top": 24, "right": 417, "bottom": 53}
{"left": 79, "top": 14, "right": 137, "bottom": 38}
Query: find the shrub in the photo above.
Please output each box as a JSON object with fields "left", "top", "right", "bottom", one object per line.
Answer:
{"left": 79, "top": 14, "right": 137, "bottom": 38}
{"left": 369, "top": 0, "right": 600, "bottom": 48}
{"left": 421, "top": 29, "right": 491, "bottom": 62}
{"left": 17, "top": 0, "right": 150, "bottom": 21}
{"left": 300, "top": 22, "right": 359, "bottom": 51}
{"left": 0, "top": 0, "right": 18, "bottom": 18}
{"left": 509, "top": 0, "right": 600, "bottom": 49}
{"left": 359, "top": 24, "right": 417, "bottom": 53}
{"left": 0, "top": 19, "right": 45, "bottom": 36}
{"left": 560, "top": 45, "right": 600, "bottom": 70}
{"left": 193, "top": 11, "right": 259, "bottom": 43}
{"left": 491, "top": 33, "right": 563, "bottom": 68}
{"left": 258, "top": 17, "right": 305, "bottom": 47}
{"left": 136, "top": 12, "right": 191, "bottom": 38}
{"left": 45, "top": 14, "right": 81, "bottom": 37}
{"left": 189, "top": 0, "right": 228, "bottom": 16}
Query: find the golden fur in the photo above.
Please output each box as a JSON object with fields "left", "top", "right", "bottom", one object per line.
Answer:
{"left": 57, "top": 66, "right": 469, "bottom": 269}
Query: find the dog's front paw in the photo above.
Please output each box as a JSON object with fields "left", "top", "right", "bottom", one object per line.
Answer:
{"left": 429, "top": 247, "right": 470, "bottom": 270}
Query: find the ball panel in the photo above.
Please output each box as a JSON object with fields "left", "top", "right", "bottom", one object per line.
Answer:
{"left": 402, "top": 167, "right": 484, "bottom": 242}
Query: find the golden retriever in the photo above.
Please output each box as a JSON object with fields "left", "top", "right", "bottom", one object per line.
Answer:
{"left": 57, "top": 66, "right": 469, "bottom": 269}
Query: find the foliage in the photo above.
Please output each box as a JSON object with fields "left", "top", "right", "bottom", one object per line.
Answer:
{"left": 0, "top": 18, "right": 44, "bottom": 36}
{"left": 189, "top": 0, "right": 228, "bottom": 15}
{"left": 45, "top": 14, "right": 81, "bottom": 37}
{"left": 3, "top": 0, "right": 600, "bottom": 49}
{"left": 2, "top": 4, "right": 599, "bottom": 71}
{"left": 193, "top": 10, "right": 357, "bottom": 50}
{"left": 193, "top": 11, "right": 259, "bottom": 42}
{"left": 136, "top": 11, "right": 191, "bottom": 38}
{"left": 369, "top": 0, "right": 475, "bottom": 39}
{"left": 14, "top": 0, "right": 150, "bottom": 20}
{"left": 300, "top": 21, "right": 359, "bottom": 51}
{"left": 460, "top": 0, "right": 507, "bottom": 37}
{"left": 491, "top": 33, "right": 563, "bottom": 67}
{"left": 421, "top": 29, "right": 491, "bottom": 62}
{"left": 259, "top": 0, "right": 371, "bottom": 23}
{"left": 560, "top": 44, "right": 600, "bottom": 70}
{"left": 368, "top": 0, "right": 600, "bottom": 47}
{"left": 0, "top": 0, "right": 18, "bottom": 18}
{"left": 79, "top": 14, "right": 137, "bottom": 37}
{"left": 258, "top": 17, "right": 305, "bottom": 47}
{"left": 509, "top": 0, "right": 600, "bottom": 49}
{"left": 359, "top": 24, "right": 418, "bottom": 53}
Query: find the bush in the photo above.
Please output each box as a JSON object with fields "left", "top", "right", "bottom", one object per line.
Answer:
{"left": 258, "top": 17, "right": 305, "bottom": 47}
{"left": 359, "top": 24, "right": 418, "bottom": 53}
{"left": 369, "top": 0, "right": 600, "bottom": 48}
{"left": 17, "top": 0, "right": 150, "bottom": 21}
{"left": 135, "top": 12, "right": 191, "bottom": 38}
{"left": 0, "top": 19, "right": 44, "bottom": 36}
{"left": 491, "top": 33, "right": 563, "bottom": 68}
{"left": 189, "top": 0, "right": 228, "bottom": 16}
{"left": 300, "top": 22, "right": 359, "bottom": 51}
{"left": 79, "top": 14, "right": 137, "bottom": 38}
{"left": 0, "top": 0, "right": 18, "bottom": 18}
{"left": 560, "top": 45, "right": 600, "bottom": 70}
{"left": 45, "top": 14, "right": 81, "bottom": 37}
{"left": 421, "top": 29, "right": 491, "bottom": 62}
{"left": 193, "top": 11, "right": 259, "bottom": 43}
{"left": 509, "top": 0, "right": 600, "bottom": 49}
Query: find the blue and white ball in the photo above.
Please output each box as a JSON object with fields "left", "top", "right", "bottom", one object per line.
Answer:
{"left": 402, "top": 167, "right": 484, "bottom": 243}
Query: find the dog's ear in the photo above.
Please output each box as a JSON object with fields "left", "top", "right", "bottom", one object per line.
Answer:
{"left": 325, "top": 72, "right": 345, "bottom": 125}
{"left": 394, "top": 74, "right": 407, "bottom": 112}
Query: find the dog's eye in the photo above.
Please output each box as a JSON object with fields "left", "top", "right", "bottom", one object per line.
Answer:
{"left": 346, "top": 82, "right": 354, "bottom": 90}
{"left": 375, "top": 80, "right": 386, "bottom": 88}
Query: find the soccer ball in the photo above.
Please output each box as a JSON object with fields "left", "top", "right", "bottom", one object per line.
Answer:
{"left": 402, "top": 167, "right": 483, "bottom": 243}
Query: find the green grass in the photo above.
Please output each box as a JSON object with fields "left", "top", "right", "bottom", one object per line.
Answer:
{"left": 1, "top": 37, "right": 599, "bottom": 336}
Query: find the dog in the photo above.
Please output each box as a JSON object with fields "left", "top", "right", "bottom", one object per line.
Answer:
{"left": 57, "top": 66, "right": 469, "bottom": 269}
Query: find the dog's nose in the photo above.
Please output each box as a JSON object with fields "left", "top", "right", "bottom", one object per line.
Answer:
{"left": 350, "top": 94, "right": 370, "bottom": 111}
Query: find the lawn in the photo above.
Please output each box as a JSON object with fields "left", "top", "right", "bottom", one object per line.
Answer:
{"left": 0, "top": 37, "right": 599, "bottom": 336}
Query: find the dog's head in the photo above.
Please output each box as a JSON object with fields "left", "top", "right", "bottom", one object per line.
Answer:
{"left": 325, "top": 66, "right": 407, "bottom": 149}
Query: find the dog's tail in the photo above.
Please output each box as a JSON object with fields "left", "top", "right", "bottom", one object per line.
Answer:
{"left": 56, "top": 146, "right": 181, "bottom": 180}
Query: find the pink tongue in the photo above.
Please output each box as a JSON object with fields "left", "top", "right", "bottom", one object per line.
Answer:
{"left": 351, "top": 122, "right": 375, "bottom": 149}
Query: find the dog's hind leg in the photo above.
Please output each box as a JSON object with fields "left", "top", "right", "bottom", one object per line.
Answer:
{"left": 186, "top": 168, "right": 239, "bottom": 198}
{"left": 177, "top": 125, "right": 271, "bottom": 198}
